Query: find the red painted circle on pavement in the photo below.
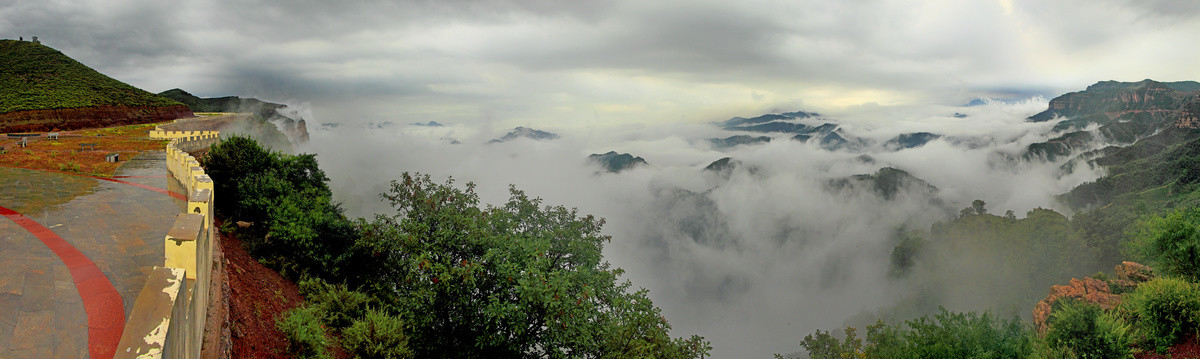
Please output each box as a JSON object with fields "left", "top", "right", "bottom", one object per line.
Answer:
{"left": 0, "top": 206, "right": 125, "bottom": 359}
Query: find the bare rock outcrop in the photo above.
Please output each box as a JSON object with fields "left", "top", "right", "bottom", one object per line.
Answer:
{"left": 1032, "top": 261, "right": 1155, "bottom": 334}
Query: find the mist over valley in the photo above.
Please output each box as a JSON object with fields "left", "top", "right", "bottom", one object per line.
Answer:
{"left": 300, "top": 94, "right": 1121, "bottom": 357}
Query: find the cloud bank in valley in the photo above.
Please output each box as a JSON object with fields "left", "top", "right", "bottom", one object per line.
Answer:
{"left": 300, "top": 98, "right": 1106, "bottom": 357}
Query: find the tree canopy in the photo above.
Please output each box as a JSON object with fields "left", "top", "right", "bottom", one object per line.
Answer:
{"left": 354, "top": 174, "right": 710, "bottom": 358}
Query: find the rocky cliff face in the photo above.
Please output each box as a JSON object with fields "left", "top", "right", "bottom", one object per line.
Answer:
{"left": 1021, "top": 80, "right": 1200, "bottom": 162}
{"left": 0, "top": 104, "right": 193, "bottom": 132}
{"left": 1029, "top": 80, "right": 1196, "bottom": 124}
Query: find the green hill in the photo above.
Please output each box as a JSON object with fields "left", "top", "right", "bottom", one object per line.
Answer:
{"left": 0, "top": 39, "right": 190, "bottom": 132}
{"left": 0, "top": 40, "right": 181, "bottom": 113}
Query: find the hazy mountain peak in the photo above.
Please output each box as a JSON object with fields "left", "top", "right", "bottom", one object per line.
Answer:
{"left": 587, "top": 151, "right": 647, "bottom": 173}
{"left": 488, "top": 126, "right": 560, "bottom": 143}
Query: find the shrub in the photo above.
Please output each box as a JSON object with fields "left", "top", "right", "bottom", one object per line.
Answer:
{"left": 276, "top": 306, "right": 332, "bottom": 359}
{"left": 1126, "top": 208, "right": 1200, "bottom": 281}
{"left": 786, "top": 309, "right": 1031, "bottom": 359}
{"left": 1124, "top": 276, "right": 1200, "bottom": 352}
{"left": 1030, "top": 341, "right": 1077, "bottom": 359}
{"left": 903, "top": 309, "right": 1031, "bottom": 358}
{"left": 1043, "top": 301, "right": 1132, "bottom": 358}
{"left": 299, "top": 278, "right": 372, "bottom": 329}
{"left": 343, "top": 309, "right": 413, "bottom": 359}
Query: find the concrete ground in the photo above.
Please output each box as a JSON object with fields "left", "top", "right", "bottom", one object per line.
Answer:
{"left": 0, "top": 151, "right": 183, "bottom": 358}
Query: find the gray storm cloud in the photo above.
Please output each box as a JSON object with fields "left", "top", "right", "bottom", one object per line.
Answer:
{"left": 298, "top": 99, "right": 1106, "bottom": 357}
{"left": 6, "top": 0, "right": 1200, "bottom": 129}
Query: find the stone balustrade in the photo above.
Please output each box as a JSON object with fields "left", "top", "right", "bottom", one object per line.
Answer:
{"left": 115, "top": 131, "right": 220, "bottom": 359}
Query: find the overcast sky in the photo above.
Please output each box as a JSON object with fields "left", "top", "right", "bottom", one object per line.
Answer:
{"left": 3, "top": 0, "right": 1199, "bottom": 128}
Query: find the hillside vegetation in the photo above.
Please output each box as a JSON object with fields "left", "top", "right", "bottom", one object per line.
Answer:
{"left": 0, "top": 40, "right": 180, "bottom": 113}
{"left": 203, "top": 136, "right": 710, "bottom": 358}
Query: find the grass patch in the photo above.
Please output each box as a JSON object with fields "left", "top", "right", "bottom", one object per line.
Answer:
{"left": 0, "top": 121, "right": 171, "bottom": 176}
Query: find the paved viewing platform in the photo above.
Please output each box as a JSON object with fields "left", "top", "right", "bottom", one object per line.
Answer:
{"left": 0, "top": 152, "right": 184, "bottom": 358}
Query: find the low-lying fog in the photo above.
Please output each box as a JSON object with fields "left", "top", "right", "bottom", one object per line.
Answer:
{"left": 296, "top": 98, "right": 1106, "bottom": 357}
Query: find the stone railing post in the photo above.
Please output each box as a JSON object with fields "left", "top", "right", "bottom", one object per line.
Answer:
{"left": 165, "top": 213, "right": 203, "bottom": 279}
{"left": 114, "top": 267, "right": 188, "bottom": 359}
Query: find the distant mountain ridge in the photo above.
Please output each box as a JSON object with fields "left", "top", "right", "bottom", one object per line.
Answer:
{"left": 718, "top": 110, "right": 944, "bottom": 153}
{"left": 159, "top": 88, "right": 309, "bottom": 143}
{"left": 0, "top": 39, "right": 191, "bottom": 131}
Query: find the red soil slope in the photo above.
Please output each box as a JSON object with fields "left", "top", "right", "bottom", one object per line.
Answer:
{"left": 222, "top": 225, "right": 304, "bottom": 358}
{"left": 0, "top": 104, "right": 192, "bottom": 132}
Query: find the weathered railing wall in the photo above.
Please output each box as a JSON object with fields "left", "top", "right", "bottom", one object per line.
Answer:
{"left": 148, "top": 128, "right": 220, "bottom": 142}
{"left": 116, "top": 131, "right": 219, "bottom": 359}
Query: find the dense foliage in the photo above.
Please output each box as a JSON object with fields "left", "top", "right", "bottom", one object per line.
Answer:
{"left": 886, "top": 208, "right": 1101, "bottom": 315}
{"left": 1043, "top": 301, "right": 1132, "bottom": 358}
{"left": 1123, "top": 276, "right": 1200, "bottom": 352}
{"left": 203, "top": 137, "right": 709, "bottom": 358}
{"left": 352, "top": 174, "right": 710, "bottom": 358}
{"left": 783, "top": 308, "right": 1030, "bottom": 359}
{"left": 203, "top": 136, "right": 357, "bottom": 279}
{"left": 1128, "top": 209, "right": 1200, "bottom": 281}
{"left": 0, "top": 39, "right": 180, "bottom": 114}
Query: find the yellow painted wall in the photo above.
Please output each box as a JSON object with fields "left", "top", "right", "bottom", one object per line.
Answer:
{"left": 117, "top": 129, "right": 221, "bottom": 359}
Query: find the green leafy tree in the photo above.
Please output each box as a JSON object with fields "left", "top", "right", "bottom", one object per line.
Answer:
{"left": 203, "top": 136, "right": 357, "bottom": 279}
{"left": 352, "top": 173, "right": 709, "bottom": 358}
{"left": 972, "top": 199, "right": 987, "bottom": 215}
{"left": 889, "top": 231, "right": 925, "bottom": 277}
{"left": 793, "top": 327, "right": 863, "bottom": 359}
{"left": 202, "top": 135, "right": 275, "bottom": 218}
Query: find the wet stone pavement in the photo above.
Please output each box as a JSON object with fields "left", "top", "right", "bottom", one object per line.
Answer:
{"left": 0, "top": 151, "right": 183, "bottom": 358}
